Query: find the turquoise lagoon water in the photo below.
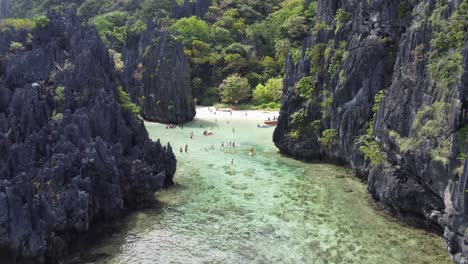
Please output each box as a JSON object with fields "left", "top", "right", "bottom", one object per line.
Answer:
{"left": 89, "top": 112, "right": 450, "bottom": 264}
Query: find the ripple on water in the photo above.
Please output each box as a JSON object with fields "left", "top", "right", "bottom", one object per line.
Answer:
{"left": 87, "top": 117, "right": 450, "bottom": 264}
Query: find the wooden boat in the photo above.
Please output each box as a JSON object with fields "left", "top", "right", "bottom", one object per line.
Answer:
{"left": 264, "top": 120, "right": 278, "bottom": 126}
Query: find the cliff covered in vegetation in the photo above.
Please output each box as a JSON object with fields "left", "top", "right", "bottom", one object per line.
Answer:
{"left": 0, "top": 11, "right": 176, "bottom": 263}
{"left": 121, "top": 21, "right": 195, "bottom": 123}
{"left": 273, "top": 0, "right": 468, "bottom": 262}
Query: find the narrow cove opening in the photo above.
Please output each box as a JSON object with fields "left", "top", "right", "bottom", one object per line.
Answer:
{"left": 86, "top": 107, "right": 450, "bottom": 264}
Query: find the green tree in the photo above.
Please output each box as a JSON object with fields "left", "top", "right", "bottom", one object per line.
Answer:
{"left": 253, "top": 77, "right": 283, "bottom": 105}
{"left": 275, "top": 39, "right": 291, "bottom": 68}
{"left": 170, "top": 16, "right": 211, "bottom": 47}
{"left": 281, "top": 15, "right": 309, "bottom": 40}
{"left": 218, "top": 74, "right": 251, "bottom": 104}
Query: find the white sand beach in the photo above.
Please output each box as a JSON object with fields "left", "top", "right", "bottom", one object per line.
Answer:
{"left": 195, "top": 106, "right": 279, "bottom": 121}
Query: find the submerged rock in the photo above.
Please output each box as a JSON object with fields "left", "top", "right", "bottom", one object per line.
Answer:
{"left": 0, "top": 11, "right": 176, "bottom": 263}
{"left": 122, "top": 21, "right": 195, "bottom": 124}
{"left": 274, "top": 0, "right": 468, "bottom": 262}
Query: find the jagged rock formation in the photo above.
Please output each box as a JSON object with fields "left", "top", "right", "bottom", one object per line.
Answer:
{"left": 0, "top": 0, "right": 11, "bottom": 19}
{"left": 0, "top": 11, "right": 176, "bottom": 263}
{"left": 122, "top": 22, "right": 195, "bottom": 124}
{"left": 172, "top": 0, "right": 212, "bottom": 19}
{"left": 274, "top": 0, "right": 468, "bottom": 262}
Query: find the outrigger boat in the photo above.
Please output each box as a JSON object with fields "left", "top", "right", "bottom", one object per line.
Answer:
{"left": 264, "top": 120, "right": 278, "bottom": 126}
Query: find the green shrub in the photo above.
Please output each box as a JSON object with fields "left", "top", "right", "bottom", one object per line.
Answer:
{"left": 53, "top": 86, "right": 65, "bottom": 111}
{"left": 428, "top": 51, "right": 463, "bottom": 97}
{"left": 109, "top": 49, "right": 124, "bottom": 72}
{"left": 358, "top": 90, "right": 386, "bottom": 165}
{"left": 296, "top": 76, "right": 315, "bottom": 99}
{"left": 333, "top": 8, "right": 351, "bottom": 33}
{"left": 328, "top": 41, "right": 348, "bottom": 77}
{"left": 319, "top": 129, "right": 338, "bottom": 149}
{"left": 170, "top": 16, "right": 211, "bottom": 48}
{"left": 359, "top": 140, "right": 385, "bottom": 165}
{"left": 320, "top": 90, "right": 333, "bottom": 118}
{"left": 431, "top": 139, "right": 451, "bottom": 166}
{"left": 428, "top": 0, "right": 467, "bottom": 97}
{"left": 33, "top": 15, "right": 50, "bottom": 28}
{"left": 117, "top": 85, "right": 140, "bottom": 118}
{"left": 307, "top": 43, "right": 327, "bottom": 75}
{"left": 9, "top": 42, "right": 24, "bottom": 52}
{"left": 291, "top": 109, "right": 307, "bottom": 128}
{"left": 334, "top": 8, "right": 352, "bottom": 24}
{"left": 51, "top": 111, "right": 63, "bottom": 122}
{"left": 253, "top": 77, "right": 283, "bottom": 105}
{"left": 0, "top": 18, "right": 34, "bottom": 32}
{"left": 457, "top": 125, "right": 468, "bottom": 160}
{"left": 218, "top": 74, "right": 251, "bottom": 104}
{"left": 398, "top": 2, "right": 409, "bottom": 18}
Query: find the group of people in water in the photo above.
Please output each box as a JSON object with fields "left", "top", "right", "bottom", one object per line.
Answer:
{"left": 174, "top": 107, "right": 272, "bottom": 158}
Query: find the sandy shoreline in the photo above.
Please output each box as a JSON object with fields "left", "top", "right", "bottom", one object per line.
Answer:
{"left": 194, "top": 106, "right": 279, "bottom": 121}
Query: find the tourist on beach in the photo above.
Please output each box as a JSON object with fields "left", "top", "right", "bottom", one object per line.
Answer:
{"left": 185, "top": 144, "right": 188, "bottom": 153}
{"left": 190, "top": 132, "right": 194, "bottom": 139}
{"left": 231, "top": 159, "right": 234, "bottom": 165}
{"left": 180, "top": 147, "right": 183, "bottom": 153}
{"left": 233, "top": 142, "right": 236, "bottom": 147}
{"left": 232, "top": 128, "right": 235, "bottom": 133}
{"left": 222, "top": 142, "right": 224, "bottom": 147}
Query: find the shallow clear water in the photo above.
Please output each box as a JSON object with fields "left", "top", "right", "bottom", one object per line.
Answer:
{"left": 90, "top": 111, "right": 450, "bottom": 264}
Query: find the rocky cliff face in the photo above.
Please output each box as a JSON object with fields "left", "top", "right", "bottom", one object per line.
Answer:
{"left": 0, "top": 0, "right": 11, "bottom": 19}
{"left": 172, "top": 0, "right": 212, "bottom": 19}
{"left": 122, "top": 22, "right": 195, "bottom": 124}
{"left": 274, "top": 0, "right": 468, "bottom": 262}
{"left": 0, "top": 11, "right": 176, "bottom": 263}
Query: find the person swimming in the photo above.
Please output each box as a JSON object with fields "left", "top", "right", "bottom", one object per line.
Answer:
{"left": 249, "top": 148, "right": 254, "bottom": 156}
